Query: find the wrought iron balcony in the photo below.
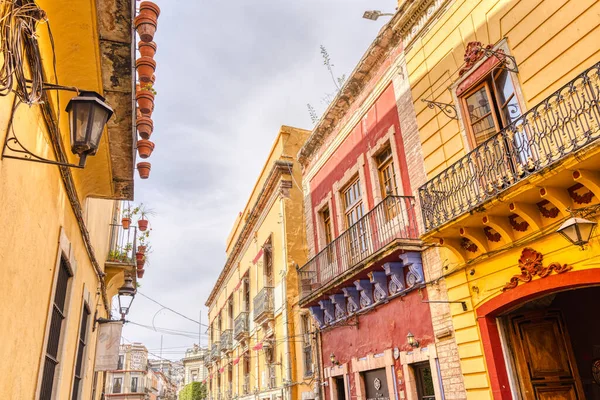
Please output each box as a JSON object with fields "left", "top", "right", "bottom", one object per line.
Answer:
{"left": 220, "top": 329, "right": 232, "bottom": 352}
{"left": 210, "top": 342, "right": 220, "bottom": 360}
{"left": 298, "top": 195, "right": 419, "bottom": 303}
{"left": 419, "top": 62, "right": 600, "bottom": 232}
{"left": 243, "top": 374, "right": 250, "bottom": 395}
{"left": 253, "top": 287, "right": 274, "bottom": 324}
{"left": 233, "top": 312, "right": 249, "bottom": 340}
{"left": 203, "top": 353, "right": 211, "bottom": 365}
{"left": 106, "top": 224, "right": 137, "bottom": 266}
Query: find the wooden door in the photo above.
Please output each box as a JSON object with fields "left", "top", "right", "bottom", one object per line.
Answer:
{"left": 509, "top": 309, "right": 584, "bottom": 399}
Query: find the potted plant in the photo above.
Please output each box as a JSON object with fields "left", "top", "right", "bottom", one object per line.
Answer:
{"left": 136, "top": 84, "right": 156, "bottom": 115}
{"left": 137, "top": 162, "right": 151, "bottom": 179}
{"left": 139, "top": 1, "right": 160, "bottom": 21}
{"left": 137, "top": 269, "right": 145, "bottom": 279}
{"left": 134, "top": 15, "right": 157, "bottom": 43}
{"left": 138, "top": 230, "right": 150, "bottom": 253}
{"left": 122, "top": 203, "right": 139, "bottom": 229}
{"left": 137, "top": 206, "right": 155, "bottom": 232}
{"left": 150, "top": 74, "right": 156, "bottom": 85}
{"left": 138, "top": 41, "right": 157, "bottom": 58}
{"left": 136, "top": 116, "right": 153, "bottom": 139}
{"left": 137, "top": 139, "right": 155, "bottom": 159}
{"left": 136, "top": 256, "right": 146, "bottom": 270}
{"left": 136, "top": 56, "right": 156, "bottom": 83}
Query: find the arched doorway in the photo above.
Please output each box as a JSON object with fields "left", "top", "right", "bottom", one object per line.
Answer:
{"left": 477, "top": 269, "right": 600, "bottom": 399}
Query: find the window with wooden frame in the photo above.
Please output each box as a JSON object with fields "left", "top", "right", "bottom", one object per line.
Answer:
{"left": 228, "top": 297, "right": 234, "bottom": 329}
{"left": 460, "top": 68, "right": 522, "bottom": 147}
{"left": 376, "top": 146, "right": 397, "bottom": 197}
{"left": 71, "top": 303, "right": 90, "bottom": 400}
{"left": 130, "top": 377, "right": 139, "bottom": 393}
{"left": 342, "top": 177, "right": 367, "bottom": 256}
{"left": 39, "top": 256, "right": 73, "bottom": 400}
{"left": 112, "top": 378, "right": 122, "bottom": 394}
{"left": 320, "top": 207, "right": 334, "bottom": 264}
{"left": 301, "top": 314, "right": 313, "bottom": 377}
{"left": 243, "top": 277, "right": 250, "bottom": 312}
{"left": 263, "top": 237, "right": 273, "bottom": 287}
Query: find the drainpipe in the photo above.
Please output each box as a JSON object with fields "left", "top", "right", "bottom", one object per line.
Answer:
{"left": 279, "top": 196, "right": 293, "bottom": 400}
{"left": 315, "top": 330, "right": 324, "bottom": 400}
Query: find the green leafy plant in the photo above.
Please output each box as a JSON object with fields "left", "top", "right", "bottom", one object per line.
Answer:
{"left": 138, "top": 203, "right": 156, "bottom": 219}
{"left": 179, "top": 382, "right": 207, "bottom": 400}
{"left": 307, "top": 45, "right": 346, "bottom": 125}
{"left": 122, "top": 203, "right": 140, "bottom": 219}
{"left": 141, "top": 82, "right": 157, "bottom": 95}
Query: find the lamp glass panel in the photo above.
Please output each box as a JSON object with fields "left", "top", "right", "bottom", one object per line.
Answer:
{"left": 119, "top": 295, "right": 134, "bottom": 315}
{"left": 89, "top": 104, "right": 111, "bottom": 150}
{"left": 558, "top": 224, "right": 579, "bottom": 244}
{"left": 70, "top": 102, "right": 92, "bottom": 154}
{"left": 577, "top": 222, "right": 596, "bottom": 243}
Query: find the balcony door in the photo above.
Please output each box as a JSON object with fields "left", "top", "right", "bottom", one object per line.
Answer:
{"left": 342, "top": 178, "right": 368, "bottom": 262}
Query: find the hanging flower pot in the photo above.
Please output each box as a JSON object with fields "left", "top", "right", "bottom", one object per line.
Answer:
{"left": 122, "top": 217, "right": 131, "bottom": 229}
{"left": 141, "top": 107, "right": 153, "bottom": 118}
{"left": 138, "top": 41, "right": 157, "bottom": 58}
{"left": 136, "top": 57, "right": 156, "bottom": 83}
{"left": 138, "top": 245, "right": 147, "bottom": 254}
{"left": 150, "top": 74, "right": 156, "bottom": 85}
{"left": 137, "top": 162, "right": 151, "bottom": 179}
{"left": 134, "top": 15, "right": 157, "bottom": 43}
{"left": 139, "top": 1, "right": 160, "bottom": 21}
{"left": 136, "top": 251, "right": 144, "bottom": 262}
{"left": 138, "top": 218, "right": 149, "bottom": 231}
{"left": 137, "top": 139, "right": 155, "bottom": 159}
{"left": 136, "top": 116, "right": 153, "bottom": 139}
{"left": 137, "top": 269, "right": 145, "bottom": 279}
{"left": 136, "top": 89, "right": 154, "bottom": 115}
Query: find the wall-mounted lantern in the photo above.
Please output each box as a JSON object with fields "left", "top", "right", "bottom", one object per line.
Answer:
{"left": 557, "top": 216, "right": 597, "bottom": 247}
{"left": 330, "top": 353, "right": 340, "bottom": 366}
{"left": 407, "top": 332, "right": 419, "bottom": 348}
{"left": 2, "top": 90, "right": 114, "bottom": 168}
{"left": 117, "top": 275, "right": 136, "bottom": 319}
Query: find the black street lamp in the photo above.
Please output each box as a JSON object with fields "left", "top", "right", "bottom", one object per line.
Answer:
{"left": 557, "top": 216, "right": 597, "bottom": 247}
{"left": 2, "top": 89, "right": 114, "bottom": 168}
{"left": 117, "top": 275, "right": 136, "bottom": 319}
{"left": 67, "top": 91, "right": 114, "bottom": 167}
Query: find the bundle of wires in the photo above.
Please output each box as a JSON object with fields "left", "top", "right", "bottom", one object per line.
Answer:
{"left": 0, "top": 0, "right": 47, "bottom": 104}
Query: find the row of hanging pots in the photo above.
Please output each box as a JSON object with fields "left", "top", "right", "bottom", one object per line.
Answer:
{"left": 134, "top": 2, "right": 160, "bottom": 180}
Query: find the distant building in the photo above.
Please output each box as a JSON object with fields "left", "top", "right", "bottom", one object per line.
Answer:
{"left": 104, "top": 343, "right": 165, "bottom": 400}
{"left": 182, "top": 344, "right": 208, "bottom": 385}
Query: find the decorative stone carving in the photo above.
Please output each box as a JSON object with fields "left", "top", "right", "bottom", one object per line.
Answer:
{"left": 342, "top": 286, "right": 360, "bottom": 314}
{"left": 458, "top": 41, "right": 493, "bottom": 77}
{"left": 383, "top": 262, "right": 406, "bottom": 294}
{"left": 368, "top": 271, "right": 388, "bottom": 302}
{"left": 401, "top": 253, "right": 425, "bottom": 288}
{"left": 309, "top": 306, "right": 325, "bottom": 329}
{"left": 319, "top": 299, "right": 335, "bottom": 325}
{"left": 502, "top": 248, "right": 572, "bottom": 291}
{"left": 354, "top": 279, "right": 373, "bottom": 308}
{"left": 330, "top": 294, "right": 347, "bottom": 320}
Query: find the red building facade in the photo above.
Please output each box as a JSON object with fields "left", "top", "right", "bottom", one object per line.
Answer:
{"left": 296, "top": 20, "right": 465, "bottom": 400}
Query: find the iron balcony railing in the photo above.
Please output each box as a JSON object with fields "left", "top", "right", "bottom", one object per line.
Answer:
{"left": 253, "top": 287, "right": 274, "bottom": 323}
{"left": 210, "top": 342, "right": 220, "bottom": 360}
{"left": 106, "top": 224, "right": 137, "bottom": 265}
{"left": 298, "top": 195, "right": 418, "bottom": 302}
{"left": 220, "top": 329, "right": 232, "bottom": 352}
{"left": 203, "top": 353, "right": 211, "bottom": 365}
{"left": 419, "top": 62, "right": 600, "bottom": 232}
{"left": 233, "top": 312, "right": 249, "bottom": 340}
{"left": 243, "top": 374, "right": 250, "bottom": 395}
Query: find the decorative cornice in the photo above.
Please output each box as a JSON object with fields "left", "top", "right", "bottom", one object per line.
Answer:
{"left": 298, "top": 0, "right": 451, "bottom": 169}
{"left": 205, "top": 160, "right": 293, "bottom": 306}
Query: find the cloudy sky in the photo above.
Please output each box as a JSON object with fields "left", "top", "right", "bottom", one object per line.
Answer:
{"left": 123, "top": 0, "right": 396, "bottom": 361}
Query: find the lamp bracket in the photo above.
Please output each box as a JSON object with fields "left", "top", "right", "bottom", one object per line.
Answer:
{"left": 422, "top": 300, "right": 468, "bottom": 312}
{"left": 1, "top": 99, "right": 85, "bottom": 168}
{"left": 481, "top": 47, "right": 519, "bottom": 73}
{"left": 421, "top": 99, "right": 459, "bottom": 120}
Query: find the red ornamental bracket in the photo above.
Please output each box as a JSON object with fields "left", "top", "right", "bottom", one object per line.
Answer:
{"left": 502, "top": 248, "right": 572, "bottom": 291}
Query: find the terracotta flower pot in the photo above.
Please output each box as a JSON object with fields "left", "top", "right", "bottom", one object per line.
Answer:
{"left": 136, "top": 116, "right": 153, "bottom": 139}
{"left": 139, "top": 1, "right": 160, "bottom": 20}
{"left": 134, "top": 15, "right": 157, "bottom": 43}
{"left": 137, "top": 162, "right": 151, "bottom": 179}
{"left": 122, "top": 217, "right": 131, "bottom": 229}
{"left": 137, "top": 269, "right": 145, "bottom": 279}
{"left": 136, "top": 89, "right": 154, "bottom": 115}
{"left": 138, "top": 218, "right": 149, "bottom": 231}
{"left": 138, "top": 41, "right": 157, "bottom": 58}
{"left": 138, "top": 245, "right": 147, "bottom": 253}
{"left": 137, "top": 139, "right": 155, "bottom": 159}
{"left": 136, "top": 56, "right": 156, "bottom": 83}
{"left": 150, "top": 74, "right": 156, "bottom": 85}
{"left": 141, "top": 107, "right": 153, "bottom": 118}
{"left": 136, "top": 251, "right": 144, "bottom": 262}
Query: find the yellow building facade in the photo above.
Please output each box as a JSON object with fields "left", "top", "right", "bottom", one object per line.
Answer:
{"left": 396, "top": 0, "right": 600, "bottom": 398}
{"left": 0, "top": 0, "right": 138, "bottom": 399}
{"left": 205, "top": 126, "right": 317, "bottom": 400}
